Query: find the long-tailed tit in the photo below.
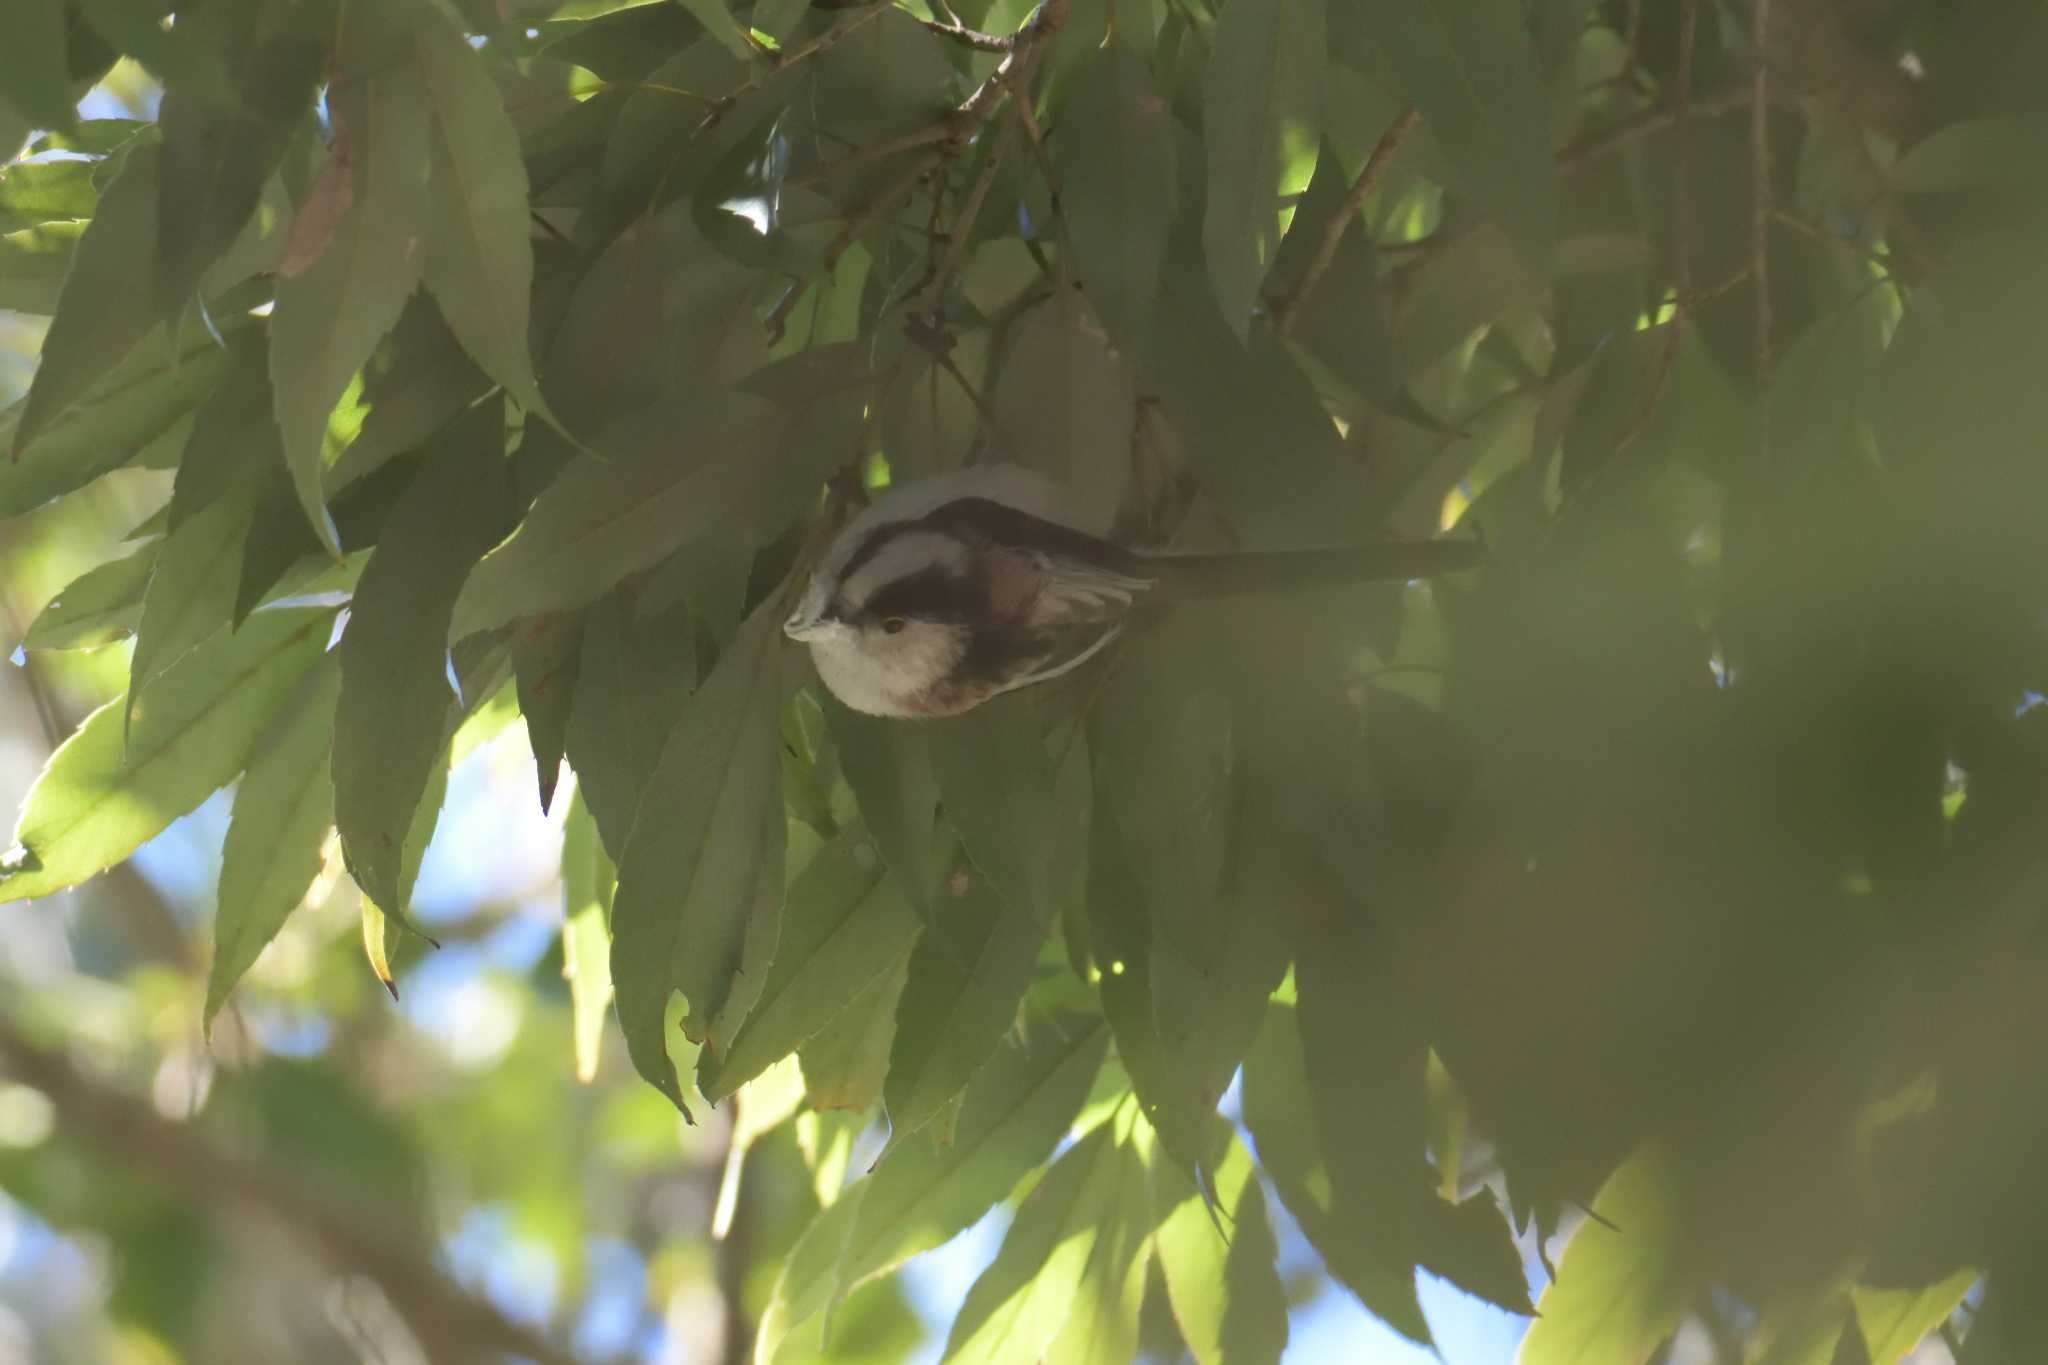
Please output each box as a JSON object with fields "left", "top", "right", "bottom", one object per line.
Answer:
{"left": 783, "top": 467, "right": 1482, "bottom": 718}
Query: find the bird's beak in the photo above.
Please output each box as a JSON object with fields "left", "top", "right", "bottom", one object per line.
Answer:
{"left": 783, "top": 612, "right": 830, "bottom": 642}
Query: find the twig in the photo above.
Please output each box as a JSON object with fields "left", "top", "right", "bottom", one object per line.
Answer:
{"left": 1769, "top": 207, "right": 1899, "bottom": 281}
{"left": 1274, "top": 106, "right": 1420, "bottom": 335}
{"left": 1006, "top": 86, "right": 1076, "bottom": 293}
{"left": 1556, "top": 86, "right": 1751, "bottom": 167}
{"left": 931, "top": 124, "right": 1013, "bottom": 291}
{"left": 916, "top": 16, "right": 1015, "bottom": 51}
{"left": 954, "top": 0, "right": 1069, "bottom": 127}
{"left": 0, "top": 1018, "right": 591, "bottom": 1365}
{"left": 1751, "top": 0, "right": 1774, "bottom": 465}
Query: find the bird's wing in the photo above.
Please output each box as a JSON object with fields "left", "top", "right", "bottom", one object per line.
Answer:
{"left": 916, "top": 497, "right": 1154, "bottom": 626}
{"left": 987, "top": 620, "right": 1128, "bottom": 697}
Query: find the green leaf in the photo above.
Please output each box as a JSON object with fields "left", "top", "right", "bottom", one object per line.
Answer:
{"left": 562, "top": 586, "right": 700, "bottom": 861}
{"left": 20, "top": 540, "right": 157, "bottom": 651}
{"left": 1200, "top": 0, "right": 1323, "bottom": 339}
{"left": 0, "top": 337, "right": 224, "bottom": 518}
{"left": 269, "top": 64, "right": 433, "bottom": 554}
{"left": 992, "top": 298, "right": 1135, "bottom": 527}
{"left": 325, "top": 292, "right": 493, "bottom": 495}
{"left": 756, "top": 1181, "right": 865, "bottom": 1365}
{"left": 0, "top": 219, "right": 85, "bottom": 313}
{"left": 926, "top": 694, "right": 1057, "bottom": 927}
{"left": 512, "top": 611, "right": 583, "bottom": 814}
{"left": 881, "top": 852, "right": 1048, "bottom": 1137}
{"left": 10, "top": 143, "right": 162, "bottom": 455}
{"left": 0, "top": 607, "right": 335, "bottom": 905}
{"left": 798, "top": 953, "right": 909, "bottom": 1112}
{"left": 702, "top": 826, "right": 922, "bottom": 1102}
{"left": 942, "top": 1103, "right": 1151, "bottom": 1365}
{"left": 0, "top": 0, "right": 76, "bottom": 133}
{"left": 824, "top": 699, "right": 940, "bottom": 914}
{"left": 451, "top": 395, "right": 775, "bottom": 637}
{"left": 1853, "top": 1269, "right": 1977, "bottom": 1363}
{"left": 1090, "top": 627, "right": 1289, "bottom": 1181}
{"left": 835, "top": 1018, "right": 1109, "bottom": 1300}
{"left": 154, "top": 0, "right": 322, "bottom": 329}
{"left": 1057, "top": 47, "right": 1178, "bottom": 364}
{"left": 675, "top": 0, "right": 757, "bottom": 61}
{"left": 205, "top": 656, "right": 340, "bottom": 1030}
{"left": 333, "top": 404, "right": 513, "bottom": 913}
{"left": 1241, "top": 1000, "right": 1429, "bottom": 1340}
{"left": 1519, "top": 1146, "right": 1692, "bottom": 1365}
{"left": 561, "top": 789, "right": 616, "bottom": 1082}
{"left": 608, "top": 596, "right": 788, "bottom": 1114}
{"left": 1893, "top": 114, "right": 2048, "bottom": 195}
{"left": 1343, "top": 0, "right": 1557, "bottom": 271}
{"left": 128, "top": 492, "right": 255, "bottom": 737}
{"left": 1297, "top": 859, "right": 1530, "bottom": 1317}
{"left": 0, "top": 158, "right": 99, "bottom": 233}
{"left": 412, "top": 13, "right": 554, "bottom": 424}
{"left": 1152, "top": 1126, "right": 1289, "bottom": 1365}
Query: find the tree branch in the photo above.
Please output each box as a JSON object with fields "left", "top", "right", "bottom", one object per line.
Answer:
{"left": 1273, "top": 106, "right": 1420, "bottom": 335}
{"left": 0, "top": 1018, "right": 591, "bottom": 1365}
{"left": 915, "top": 16, "right": 1015, "bottom": 52}
{"left": 1750, "top": 0, "right": 1775, "bottom": 465}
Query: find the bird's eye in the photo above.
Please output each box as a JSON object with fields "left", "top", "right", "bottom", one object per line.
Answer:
{"left": 882, "top": 617, "right": 907, "bottom": 635}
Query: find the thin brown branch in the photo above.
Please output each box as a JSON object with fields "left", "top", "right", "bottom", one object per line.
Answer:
{"left": 932, "top": 124, "right": 1013, "bottom": 289}
{"left": 1751, "top": 0, "right": 1774, "bottom": 465}
{"left": 1556, "top": 85, "right": 1751, "bottom": 167}
{"left": 1769, "top": 207, "right": 1899, "bottom": 280}
{"left": 1007, "top": 86, "right": 1076, "bottom": 292}
{"left": 0, "top": 1018, "right": 591, "bottom": 1365}
{"left": 1274, "top": 106, "right": 1421, "bottom": 335}
{"left": 916, "top": 15, "right": 1015, "bottom": 51}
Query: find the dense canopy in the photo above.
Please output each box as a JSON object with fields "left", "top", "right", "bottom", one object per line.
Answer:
{"left": 4, "top": 0, "right": 2048, "bottom": 1361}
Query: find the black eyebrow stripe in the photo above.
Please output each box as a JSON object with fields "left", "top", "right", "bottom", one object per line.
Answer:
{"left": 861, "top": 564, "right": 979, "bottom": 622}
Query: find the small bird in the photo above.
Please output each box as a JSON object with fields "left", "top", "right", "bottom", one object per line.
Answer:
{"left": 783, "top": 467, "right": 1483, "bottom": 718}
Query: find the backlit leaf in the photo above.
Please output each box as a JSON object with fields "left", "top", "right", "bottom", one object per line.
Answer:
{"left": 205, "top": 656, "right": 340, "bottom": 1029}
{"left": 21, "top": 540, "right": 157, "bottom": 651}
{"left": 1853, "top": 1268, "right": 1977, "bottom": 1363}
{"left": 561, "top": 789, "right": 616, "bottom": 1082}
{"left": 1151, "top": 1126, "right": 1289, "bottom": 1365}
{"left": 703, "top": 826, "right": 921, "bottom": 1102}
{"left": 10, "top": 142, "right": 163, "bottom": 455}
{"left": 0, "top": 607, "right": 335, "bottom": 905}
{"left": 942, "top": 1103, "right": 1150, "bottom": 1365}
{"left": 798, "top": 953, "right": 909, "bottom": 1113}
{"left": 1519, "top": 1146, "right": 1693, "bottom": 1365}
{"left": 835, "top": 1018, "right": 1109, "bottom": 1300}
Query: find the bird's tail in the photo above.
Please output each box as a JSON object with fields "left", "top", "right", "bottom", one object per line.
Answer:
{"left": 1144, "top": 539, "right": 1486, "bottom": 597}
